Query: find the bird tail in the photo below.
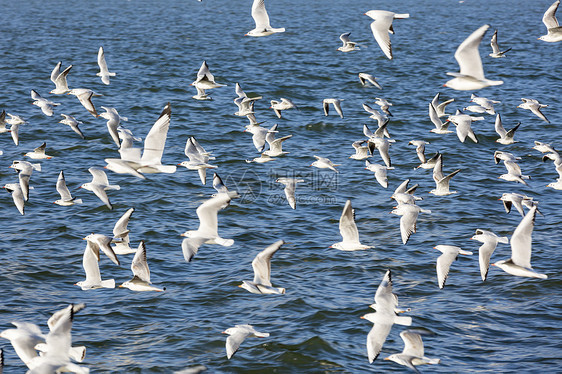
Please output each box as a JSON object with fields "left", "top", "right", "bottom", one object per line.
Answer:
{"left": 101, "top": 279, "right": 116, "bottom": 288}
{"left": 394, "top": 13, "right": 410, "bottom": 18}
{"left": 395, "top": 315, "right": 412, "bottom": 326}
{"left": 69, "top": 346, "right": 87, "bottom": 362}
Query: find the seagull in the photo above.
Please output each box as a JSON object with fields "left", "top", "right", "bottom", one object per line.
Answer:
{"left": 25, "top": 142, "right": 53, "bottom": 159}
{"left": 361, "top": 270, "right": 412, "bottom": 363}
{"left": 245, "top": 153, "right": 276, "bottom": 163}
{"left": 179, "top": 137, "right": 217, "bottom": 184}
{"left": 97, "top": 46, "right": 116, "bottom": 85}
{"left": 489, "top": 29, "right": 512, "bottom": 57}
{"left": 447, "top": 110, "right": 483, "bottom": 143}
{"left": 384, "top": 329, "right": 441, "bottom": 371}
{"left": 323, "top": 98, "right": 344, "bottom": 118}
{"left": 470, "top": 94, "right": 500, "bottom": 115}
{"left": 83, "top": 233, "right": 120, "bottom": 265}
{"left": 240, "top": 240, "right": 286, "bottom": 294}
{"left": 222, "top": 325, "right": 269, "bottom": 359}
{"left": 365, "top": 160, "right": 393, "bottom": 188}
{"left": 471, "top": 229, "right": 509, "bottom": 281}
{"left": 330, "top": 200, "right": 373, "bottom": 251}
{"left": 67, "top": 88, "right": 101, "bottom": 117}
{"left": 105, "top": 103, "right": 176, "bottom": 175}
{"left": 59, "top": 114, "right": 85, "bottom": 139}
{"left": 192, "top": 61, "right": 226, "bottom": 90}
{"left": 430, "top": 154, "right": 461, "bottom": 196}
{"left": 192, "top": 86, "right": 211, "bottom": 100}
{"left": 498, "top": 160, "right": 530, "bottom": 185}
{"left": 181, "top": 192, "right": 235, "bottom": 262}
{"left": 349, "top": 140, "right": 372, "bottom": 160}
{"left": 408, "top": 140, "right": 429, "bottom": 164}
{"left": 245, "top": 123, "right": 276, "bottom": 153}
{"left": 263, "top": 125, "right": 292, "bottom": 157}
{"left": 275, "top": 177, "right": 304, "bottom": 209}
{"left": 234, "top": 96, "right": 257, "bottom": 118}
{"left": 493, "top": 206, "right": 547, "bottom": 279}
{"left": 6, "top": 113, "right": 26, "bottom": 146}
{"left": 428, "top": 103, "right": 453, "bottom": 134}
{"left": 10, "top": 160, "right": 41, "bottom": 202}
{"left": 391, "top": 203, "right": 431, "bottom": 245}
{"left": 79, "top": 167, "right": 121, "bottom": 209}
{"left": 363, "top": 105, "right": 390, "bottom": 137}
{"left": 120, "top": 241, "right": 164, "bottom": 292}
{"left": 54, "top": 171, "right": 83, "bottom": 206}
{"left": 444, "top": 24, "right": 503, "bottom": 90}
{"left": 99, "top": 106, "right": 128, "bottom": 147}
{"left": 0, "top": 321, "right": 45, "bottom": 369}
{"left": 27, "top": 305, "right": 89, "bottom": 374}
{"left": 494, "top": 114, "right": 519, "bottom": 144}
{"left": 364, "top": 10, "right": 410, "bottom": 59}
{"left": 311, "top": 155, "right": 339, "bottom": 172}
{"left": 270, "top": 98, "right": 297, "bottom": 118}
{"left": 3, "top": 183, "right": 25, "bottom": 215}
{"left": 391, "top": 179, "right": 422, "bottom": 206}
{"left": 112, "top": 207, "right": 135, "bottom": 254}
{"left": 337, "top": 32, "right": 360, "bottom": 52}
{"left": 517, "top": 98, "right": 550, "bottom": 123}
{"left": 539, "top": 0, "right": 562, "bottom": 42}
{"left": 415, "top": 151, "right": 441, "bottom": 170}
{"left": 499, "top": 192, "right": 538, "bottom": 217}
{"left": 40, "top": 303, "right": 87, "bottom": 363}
{"left": 374, "top": 97, "right": 393, "bottom": 116}
{"left": 49, "top": 61, "right": 72, "bottom": 94}
{"left": 30, "top": 89, "right": 60, "bottom": 116}
{"left": 246, "top": 0, "right": 285, "bottom": 37}
{"left": 368, "top": 136, "right": 394, "bottom": 168}
{"left": 542, "top": 152, "right": 562, "bottom": 167}
{"left": 358, "top": 73, "right": 382, "bottom": 89}
{"left": 434, "top": 245, "right": 473, "bottom": 289}
{"left": 431, "top": 93, "right": 455, "bottom": 117}
{"left": 75, "top": 241, "right": 116, "bottom": 290}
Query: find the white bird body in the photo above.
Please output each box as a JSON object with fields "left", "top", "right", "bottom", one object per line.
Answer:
{"left": 97, "top": 46, "right": 116, "bottom": 85}
{"left": 179, "top": 137, "right": 217, "bottom": 184}
{"left": 323, "top": 98, "right": 344, "bottom": 118}
{"left": 239, "top": 240, "right": 286, "bottom": 294}
{"left": 192, "top": 61, "right": 226, "bottom": 90}
{"left": 489, "top": 29, "right": 511, "bottom": 57}
{"left": 10, "top": 160, "right": 41, "bottom": 202}
{"left": 222, "top": 325, "right": 269, "bottom": 359}
{"left": 50, "top": 61, "right": 72, "bottom": 94}
{"left": 246, "top": 0, "right": 285, "bottom": 37}
{"left": 358, "top": 73, "right": 382, "bottom": 89}
{"left": 384, "top": 329, "right": 440, "bottom": 371}
{"left": 75, "top": 241, "right": 116, "bottom": 290}
{"left": 365, "top": 160, "right": 393, "bottom": 188}
{"left": 276, "top": 177, "right": 304, "bottom": 209}
{"left": 539, "top": 0, "right": 562, "bottom": 42}
{"left": 331, "top": 200, "right": 373, "bottom": 251}
{"left": 364, "top": 10, "right": 410, "bottom": 60}
{"left": 112, "top": 208, "right": 135, "bottom": 254}
{"left": 80, "top": 167, "right": 120, "bottom": 209}
{"left": 493, "top": 206, "right": 547, "bottom": 279}
{"left": 338, "top": 32, "right": 359, "bottom": 52}
{"left": 181, "top": 192, "right": 235, "bottom": 262}
{"left": 518, "top": 98, "right": 550, "bottom": 123}
{"left": 55, "top": 171, "right": 82, "bottom": 206}
{"left": 430, "top": 154, "right": 461, "bottom": 196}
{"left": 25, "top": 142, "right": 52, "bottom": 160}
{"left": 445, "top": 24, "right": 503, "bottom": 90}
{"left": 431, "top": 93, "right": 455, "bottom": 117}
{"left": 428, "top": 102, "right": 453, "bottom": 134}
{"left": 471, "top": 229, "right": 509, "bottom": 281}
{"left": 270, "top": 98, "right": 297, "bottom": 118}
{"left": 3, "top": 183, "right": 25, "bottom": 215}
{"left": 435, "top": 245, "right": 473, "bottom": 289}
{"left": 59, "top": 114, "right": 85, "bottom": 139}
{"left": 120, "top": 241, "right": 164, "bottom": 292}
{"left": 495, "top": 114, "right": 519, "bottom": 144}
{"left": 349, "top": 140, "right": 371, "bottom": 160}
{"left": 391, "top": 203, "right": 431, "bottom": 245}
{"left": 30, "top": 90, "right": 60, "bottom": 116}
{"left": 311, "top": 155, "right": 339, "bottom": 172}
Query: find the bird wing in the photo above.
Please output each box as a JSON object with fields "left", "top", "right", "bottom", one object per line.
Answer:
{"left": 400, "top": 330, "right": 425, "bottom": 357}
{"left": 369, "top": 16, "right": 393, "bottom": 59}
{"left": 181, "top": 236, "right": 207, "bottom": 262}
{"left": 97, "top": 46, "right": 109, "bottom": 74}
{"left": 226, "top": 330, "right": 249, "bottom": 359}
{"left": 454, "top": 24, "right": 489, "bottom": 80}
{"left": 400, "top": 208, "right": 418, "bottom": 244}
{"left": 196, "top": 193, "right": 231, "bottom": 236}
{"left": 56, "top": 171, "right": 73, "bottom": 201}
{"left": 76, "top": 91, "right": 97, "bottom": 116}
{"left": 83, "top": 243, "right": 102, "bottom": 285}
{"left": 366, "top": 322, "right": 392, "bottom": 363}
{"left": 113, "top": 207, "right": 134, "bottom": 238}
{"left": 89, "top": 167, "right": 110, "bottom": 186}
{"left": 494, "top": 113, "right": 507, "bottom": 137}
{"left": 339, "top": 200, "right": 360, "bottom": 243}
{"left": 91, "top": 184, "right": 112, "bottom": 209}
{"left": 374, "top": 270, "right": 398, "bottom": 309}
{"left": 510, "top": 206, "right": 536, "bottom": 268}
{"left": 490, "top": 30, "right": 500, "bottom": 54}
{"left": 131, "top": 241, "right": 150, "bottom": 283}
{"left": 251, "top": 0, "right": 271, "bottom": 30}
{"left": 436, "top": 250, "right": 458, "bottom": 289}
{"left": 141, "top": 103, "right": 171, "bottom": 164}
{"left": 252, "top": 240, "right": 284, "bottom": 286}
{"left": 543, "top": 0, "right": 560, "bottom": 29}
{"left": 432, "top": 155, "right": 444, "bottom": 182}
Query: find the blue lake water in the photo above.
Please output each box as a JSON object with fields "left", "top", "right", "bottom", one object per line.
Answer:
{"left": 0, "top": 0, "right": 561, "bottom": 372}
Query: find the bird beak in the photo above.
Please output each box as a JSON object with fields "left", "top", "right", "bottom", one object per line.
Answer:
{"left": 360, "top": 316, "right": 365, "bottom": 319}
